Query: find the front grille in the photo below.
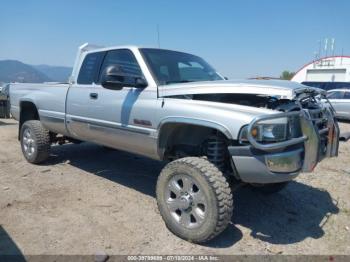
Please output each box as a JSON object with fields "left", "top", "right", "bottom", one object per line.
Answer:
{"left": 309, "top": 109, "right": 328, "bottom": 129}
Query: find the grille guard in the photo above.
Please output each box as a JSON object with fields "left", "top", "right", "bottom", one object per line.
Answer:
{"left": 246, "top": 107, "right": 340, "bottom": 172}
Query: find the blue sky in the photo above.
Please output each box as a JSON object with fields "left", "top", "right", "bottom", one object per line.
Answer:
{"left": 1, "top": 0, "right": 349, "bottom": 78}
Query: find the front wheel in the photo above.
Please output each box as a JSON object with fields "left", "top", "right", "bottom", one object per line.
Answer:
{"left": 156, "top": 157, "right": 233, "bottom": 243}
{"left": 20, "top": 120, "right": 51, "bottom": 164}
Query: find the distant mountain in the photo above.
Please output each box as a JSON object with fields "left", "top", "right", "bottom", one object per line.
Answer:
{"left": 33, "top": 64, "right": 72, "bottom": 83}
{"left": 0, "top": 60, "right": 51, "bottom": 83}
{"left": 0, "top": 60, "right": 72, "bottom": 83}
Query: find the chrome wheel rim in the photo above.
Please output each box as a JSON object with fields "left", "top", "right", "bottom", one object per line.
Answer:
{"left": 22, "top": 128, "right": 35, "bottom": 157}
{"left": 165, "top": 174, "right": 207, "bottom": 229}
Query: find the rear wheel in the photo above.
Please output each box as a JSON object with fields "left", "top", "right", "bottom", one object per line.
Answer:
{"left": 156, "top": 157, "right": 233, "bottom": 243}
{"left": 20, "top": 120, "right": 51, "bottom": 164}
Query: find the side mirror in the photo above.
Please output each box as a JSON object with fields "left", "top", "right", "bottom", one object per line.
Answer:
{"left": 101, "top": 65, "right": 147, "bottom": 90}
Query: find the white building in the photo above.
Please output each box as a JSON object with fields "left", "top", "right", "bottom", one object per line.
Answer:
{"left": 292, "top": 56, "right": 350, "bottom": 83}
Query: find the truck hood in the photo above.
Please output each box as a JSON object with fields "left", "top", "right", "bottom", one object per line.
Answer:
{"left": 159, "top": 79, "right": 324, "bottom": 99}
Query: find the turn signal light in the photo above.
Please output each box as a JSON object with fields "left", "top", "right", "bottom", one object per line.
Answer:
{"left": 251, "top": 127, "right": 259, "bottom": 138}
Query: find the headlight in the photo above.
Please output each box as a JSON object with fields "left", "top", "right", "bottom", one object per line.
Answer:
{"left": 260, "top": 124, "right": 288, "bottom": 141}
{"left": 239, "top": 119, "right": 289, "bottom": 143}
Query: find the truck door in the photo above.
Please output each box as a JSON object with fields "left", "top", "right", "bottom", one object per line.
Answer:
{"left": 66, "top": 51, "right": 106, "bottom": 141}
{"left": 66, "top": 49, "right": 158, "bottom": 158}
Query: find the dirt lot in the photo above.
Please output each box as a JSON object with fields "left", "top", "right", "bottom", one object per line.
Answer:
{"left": 0, "top": 118, "right": 349, "bottom": 256}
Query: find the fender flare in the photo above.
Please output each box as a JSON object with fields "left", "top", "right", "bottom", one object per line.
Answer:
{"left": 157, "top": 117, "right": 233, "bottom": 159}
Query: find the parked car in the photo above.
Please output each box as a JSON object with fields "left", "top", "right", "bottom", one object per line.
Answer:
{"left": 0, "top": 84, "right": 11, "bottom": 118}
{"left": 9, "top": 43, "right": 340, "bottom": 243}
{"left": 302, "top": 81, "right": 350, "bottom": 91}
{"left": 0, "top": 86, "right": 5, "bottom": 100}
{"left": 327, "top": 89, "right": 350, "bottom": 120}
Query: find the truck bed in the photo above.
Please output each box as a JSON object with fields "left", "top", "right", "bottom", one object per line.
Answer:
{"left": 10, "top": 82, "right": 70, "bottom": 135}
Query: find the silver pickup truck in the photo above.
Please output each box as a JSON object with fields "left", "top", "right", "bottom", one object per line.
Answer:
{"left": 10, "top": 43, "right": 340, "bottom": 243}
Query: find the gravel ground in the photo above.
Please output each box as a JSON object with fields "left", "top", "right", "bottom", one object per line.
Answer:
{"left": 0, "top": 118, "right": 349, "bottom": 256}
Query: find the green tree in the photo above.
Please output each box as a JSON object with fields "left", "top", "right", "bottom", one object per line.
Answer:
{"left": 280, "top": 71, "right": 295, "bottom": 80}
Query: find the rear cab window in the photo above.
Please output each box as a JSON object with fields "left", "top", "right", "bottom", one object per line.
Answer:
{"left": 77, "top": 52, "right": 105, "bottom": 84}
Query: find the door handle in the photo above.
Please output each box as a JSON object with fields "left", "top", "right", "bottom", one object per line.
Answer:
{"left": 90, "top": 93, "right": 98, "bottom": 99}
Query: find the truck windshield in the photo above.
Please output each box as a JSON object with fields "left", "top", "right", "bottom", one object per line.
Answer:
{"left": 140, "top": 48, "right": 223, "bottom": 85}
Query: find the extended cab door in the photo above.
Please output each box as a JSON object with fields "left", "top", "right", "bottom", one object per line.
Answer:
{"left": 66, "top": 48, "right": 159, "bottom": 158}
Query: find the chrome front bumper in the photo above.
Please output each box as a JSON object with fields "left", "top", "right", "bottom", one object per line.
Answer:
{"left": 228, "top": 146, "right": 302, "bottom": 183}
{"left": 230, "top": 107, "right": 340, "bottom": 184}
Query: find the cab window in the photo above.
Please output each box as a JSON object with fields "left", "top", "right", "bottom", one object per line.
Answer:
{"left": 98, "top": 49, "right": 143, "bottom": 84}
{"left": 77, "top": 52, "right": 105, "bottom": 84}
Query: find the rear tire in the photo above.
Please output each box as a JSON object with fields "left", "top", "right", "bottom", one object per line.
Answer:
{"left": 156, "top": 157, "right": 233, "bottom": 243}
{"left": 20, "top": 120, "right": 51, "bottom": 164}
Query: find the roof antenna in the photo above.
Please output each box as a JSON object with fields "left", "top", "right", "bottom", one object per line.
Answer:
{"left": 157, "top": 24, "right": 161, "bottom": 48}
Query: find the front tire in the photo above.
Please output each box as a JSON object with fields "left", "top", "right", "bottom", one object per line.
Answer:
{"left": 20, "top": 120, "right": 51, "bottom": 164}
{"left": 156, "top": 157, "right": 233, "bottom": 243}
